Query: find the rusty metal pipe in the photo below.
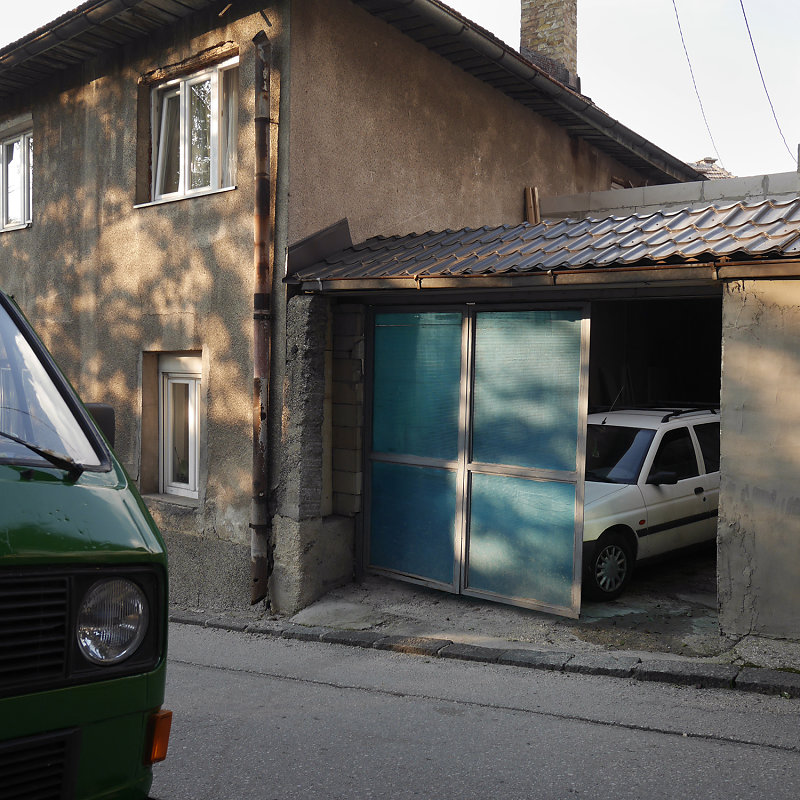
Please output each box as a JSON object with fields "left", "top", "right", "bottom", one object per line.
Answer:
{"left": 250, "top": 30, "right": 273, "bottom": 603}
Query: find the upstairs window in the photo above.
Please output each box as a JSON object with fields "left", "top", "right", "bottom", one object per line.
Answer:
{"left": 151, "top": 57, "right": 238, "bottom": 201}
{"left": 1, "top": 120, "right": 32, "bottom": 231}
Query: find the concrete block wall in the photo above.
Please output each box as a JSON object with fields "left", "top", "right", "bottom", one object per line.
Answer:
{"left": 269, "top": 294, "right": 356, "bottom": 613}
{"left": 331, "top": 303, "right": 366, "bottom": 518}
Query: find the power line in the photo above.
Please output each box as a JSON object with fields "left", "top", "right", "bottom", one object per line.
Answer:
{"left": 671, "top": 0, "right": 725, "bottom": 168}
{"left": 738, "top": 0, "right": 795, "bottom": 165}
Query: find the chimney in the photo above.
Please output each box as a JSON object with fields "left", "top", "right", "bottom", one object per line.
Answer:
{"left": 520, "top": 0, "right": 580, "bottom": 91}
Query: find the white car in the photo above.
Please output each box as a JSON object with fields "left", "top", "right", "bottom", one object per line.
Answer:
{"left": 582, "top": 408, "right": 720, "bottom": 600}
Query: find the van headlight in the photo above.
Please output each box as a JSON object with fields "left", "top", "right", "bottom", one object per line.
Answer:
{"left": 76, "top": 578, "right": 149, "bottom": 664}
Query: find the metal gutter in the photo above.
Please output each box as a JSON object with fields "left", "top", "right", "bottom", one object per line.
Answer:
{"left": 295, "top": 258, "right": 800, "bottom": 294}
{"left": 251, "top": 29, "right": 274, "bottom": 605}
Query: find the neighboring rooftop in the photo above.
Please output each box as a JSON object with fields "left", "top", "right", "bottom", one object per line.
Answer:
{"left": 688, "top": 157, "right": 736, "bottom": 180}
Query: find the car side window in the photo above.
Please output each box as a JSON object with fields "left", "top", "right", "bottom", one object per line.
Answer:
{"left": 693, "top": 421, "right": 720, "bottom": 473}
{"left": 648, "top": 427, "right": 699, "bottom": 481}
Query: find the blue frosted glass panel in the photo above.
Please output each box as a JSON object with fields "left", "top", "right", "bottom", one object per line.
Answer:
{"left": 370, "top": 461, "right": 457, "bottom": 585}
{"left": 473, "top": 310, "right": 581, "bottom": 472}
{"left": 372, "top": 313, "right": 462, "bottom": 460}
{"left": 467, "top": 474, "right": 575, "bottom": 607}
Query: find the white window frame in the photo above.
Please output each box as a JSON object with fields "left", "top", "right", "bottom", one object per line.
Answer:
{"left": 158, "top": 354, "right": 202, "bottom": 499}
{"left": 1, "top": 116, "right": 33, "bottom": 232}
{"left": 150, "top": 57, "right": 238, "bottom": 202}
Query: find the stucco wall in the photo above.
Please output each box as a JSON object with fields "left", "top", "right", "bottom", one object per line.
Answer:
{"left": 287, "top": 0, "right": 647, "bottom": 246}
{"left": 719, "top": 279, "right": 800, "bottom": 637}
{"left": 0, "top": 2, "right": 286, "bottom": 612}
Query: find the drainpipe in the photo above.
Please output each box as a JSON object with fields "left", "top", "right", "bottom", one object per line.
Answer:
{"left": 250, "top": 30, "right": 273, "bottom": 604}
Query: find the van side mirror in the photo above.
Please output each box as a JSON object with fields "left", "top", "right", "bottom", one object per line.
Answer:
{"left": 647, "top": 470, "right": 678, "bottom": 485}
{"left": 85, "top": 403, "right": 115, "bottom": 448}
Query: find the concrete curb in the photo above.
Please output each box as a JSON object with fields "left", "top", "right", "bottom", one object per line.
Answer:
{"left": 169, "top": 611, "right": 800, "bottom": 699}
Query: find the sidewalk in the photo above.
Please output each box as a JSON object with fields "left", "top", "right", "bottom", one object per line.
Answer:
{"left": 171, "top": 549, "right": 800, "bottom": 699}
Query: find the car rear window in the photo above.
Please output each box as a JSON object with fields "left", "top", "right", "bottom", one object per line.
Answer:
{"left": 694, "top": 421, "right": 720, "bottom": 473}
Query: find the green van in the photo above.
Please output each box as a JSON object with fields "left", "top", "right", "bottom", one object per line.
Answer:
{"left": 0, "top": 289, "right": 170, "bottom": 799}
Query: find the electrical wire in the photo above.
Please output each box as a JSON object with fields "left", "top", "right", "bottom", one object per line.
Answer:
{"left": 671, "top": 0, "right": 725, "bottom": 168}
{"left": 738, "top": 0, "right": 795, "bottom": 165}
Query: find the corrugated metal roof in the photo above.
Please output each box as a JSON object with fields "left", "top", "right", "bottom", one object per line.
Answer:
{"left": 290, "top": 197, "right": 800, "bottom": 286}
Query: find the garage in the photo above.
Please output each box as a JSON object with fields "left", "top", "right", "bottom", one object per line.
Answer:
{"left": 290, "top": 178, "right": 800, "bottom": 633}
{"left": 363, "top": 293, "right": 722, "bottom": 618}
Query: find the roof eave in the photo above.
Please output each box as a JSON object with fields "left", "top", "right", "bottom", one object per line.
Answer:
{"left": 291, "top": 257, "right": 800, "bottom": 294}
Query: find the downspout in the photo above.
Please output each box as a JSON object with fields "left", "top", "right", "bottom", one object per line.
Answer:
{"left": 250, "top": 29, "right": 273, "bottom": 603}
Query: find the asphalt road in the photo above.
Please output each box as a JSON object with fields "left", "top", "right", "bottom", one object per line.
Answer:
{"left": 150, "top": 623, "right": 800, "bottom": 800}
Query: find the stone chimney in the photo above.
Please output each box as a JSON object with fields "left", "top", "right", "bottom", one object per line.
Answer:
{"left": 520, "top": 0, "right": 580, "bottom": 91}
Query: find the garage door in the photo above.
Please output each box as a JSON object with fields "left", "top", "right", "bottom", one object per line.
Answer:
{"left": 367, "top": 306, "right": 589, "bottom": 617}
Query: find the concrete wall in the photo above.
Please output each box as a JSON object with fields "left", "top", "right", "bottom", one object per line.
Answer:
{"left": 719, "top": 279, "right": 800, "bottom": 637}
{"left": 286, "top": 0, "right": 647, "bottom": 246}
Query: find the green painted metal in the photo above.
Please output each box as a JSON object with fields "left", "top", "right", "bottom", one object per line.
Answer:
{"left": 0, "top": 288, "right": 169, "bottom": 799}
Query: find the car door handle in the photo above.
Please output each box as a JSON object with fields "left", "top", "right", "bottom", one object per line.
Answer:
{"left": 694, "top": 486, "right": 705, "bottom": 495}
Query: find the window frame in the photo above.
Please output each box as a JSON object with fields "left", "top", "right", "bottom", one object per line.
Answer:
{"left": 150, "top": 56, "right": 238, "bottom": 202}
{"left": 1, "top": 118, "right": 33, "bottom": 232}
{"left": 158, "top": 354, "right": 202, "bottom": 499}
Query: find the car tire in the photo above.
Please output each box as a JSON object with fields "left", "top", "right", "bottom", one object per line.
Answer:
{"left": 585, "top": 532, "right": 633, "bottom": 601}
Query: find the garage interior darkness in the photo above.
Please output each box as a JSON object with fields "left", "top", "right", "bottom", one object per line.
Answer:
{"left": 587, "top": 293, "right": 723, "bottom": 603}
{"left": 588, "top": 296, "right": 722, "bottom": 410}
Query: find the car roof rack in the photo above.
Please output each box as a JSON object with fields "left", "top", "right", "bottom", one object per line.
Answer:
{"left": 659, "top": 407, "right": 719, "bottom": 423}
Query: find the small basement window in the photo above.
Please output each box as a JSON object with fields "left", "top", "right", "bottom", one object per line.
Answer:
{"left": 159, "top": 354, "right": 202, "bottom": 498}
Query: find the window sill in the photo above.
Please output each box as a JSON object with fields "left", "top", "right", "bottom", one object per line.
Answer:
{"left": 143, "top": 492, "right": 201, "bottom": 509}
{"left": 134, "top": 185, "right": 236, "bottom": 209}
{"left": 0, "top": 221, "right": 32, "bottom": 233}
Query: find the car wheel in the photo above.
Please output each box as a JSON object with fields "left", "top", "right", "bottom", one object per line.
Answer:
{"left": 585, "top": 532, "right": 633, "bottom": 601}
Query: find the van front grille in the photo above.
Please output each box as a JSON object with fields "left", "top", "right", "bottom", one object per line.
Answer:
{"left": 0, "top": 730, "right": 79, "bottom": 800}
{"left": 0, "top": 575, "right": 69, "bottom": 696}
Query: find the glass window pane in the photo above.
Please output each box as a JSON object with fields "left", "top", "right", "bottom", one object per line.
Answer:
{"left": 27, "top": 135, "right": 33, "bottom": 222}
{"left": 468, "top": 473, "right": 575, "bottom": 607}
{"left": 372, "top": 312, "right": 462, "bottom": 460}
{"left": 694, "top": 422, "right": 720, "bottom": 473}
{"left": 370, "top": 461, "right": 457, "bottom": 584}
{"left": 170, "top": 381, "right": 190, "bottom": 484}
{"left": 158, "top": 92, "right": 181, "bottom": 195}
{"left": 220, "top": 67, "right": 238, "bottom": 187}
{"left": 4, "top": 139, "right": 21, "bottom": 225}
{"left": 189, "top": 79, "right": 211, "bottom": 189}
{"left": 472, "top": 310, "right": 582, "bottom": 471}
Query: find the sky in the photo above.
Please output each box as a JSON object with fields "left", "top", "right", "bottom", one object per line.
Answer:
{"left": 3, "top": 1, "right": 798, "bottom": 178}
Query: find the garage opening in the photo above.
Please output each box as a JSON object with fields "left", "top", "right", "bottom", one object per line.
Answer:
{"left": 585, "top": 294, "right": 722, "bottom": 611}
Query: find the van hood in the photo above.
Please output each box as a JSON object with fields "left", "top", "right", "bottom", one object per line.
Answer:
{"left": 0, "top": 466, "right": 163, "bottom": 562}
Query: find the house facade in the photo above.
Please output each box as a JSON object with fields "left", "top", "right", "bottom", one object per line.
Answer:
{"left": 0, "top": 0, "right": 702, "bottom": 616}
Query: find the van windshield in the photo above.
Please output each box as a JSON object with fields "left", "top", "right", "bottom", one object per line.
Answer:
{"left": 0, "top": 302, "right": 100, "bottom": 469}
{"left": 585, "top": 424, "right": 655, "bottom": 484}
